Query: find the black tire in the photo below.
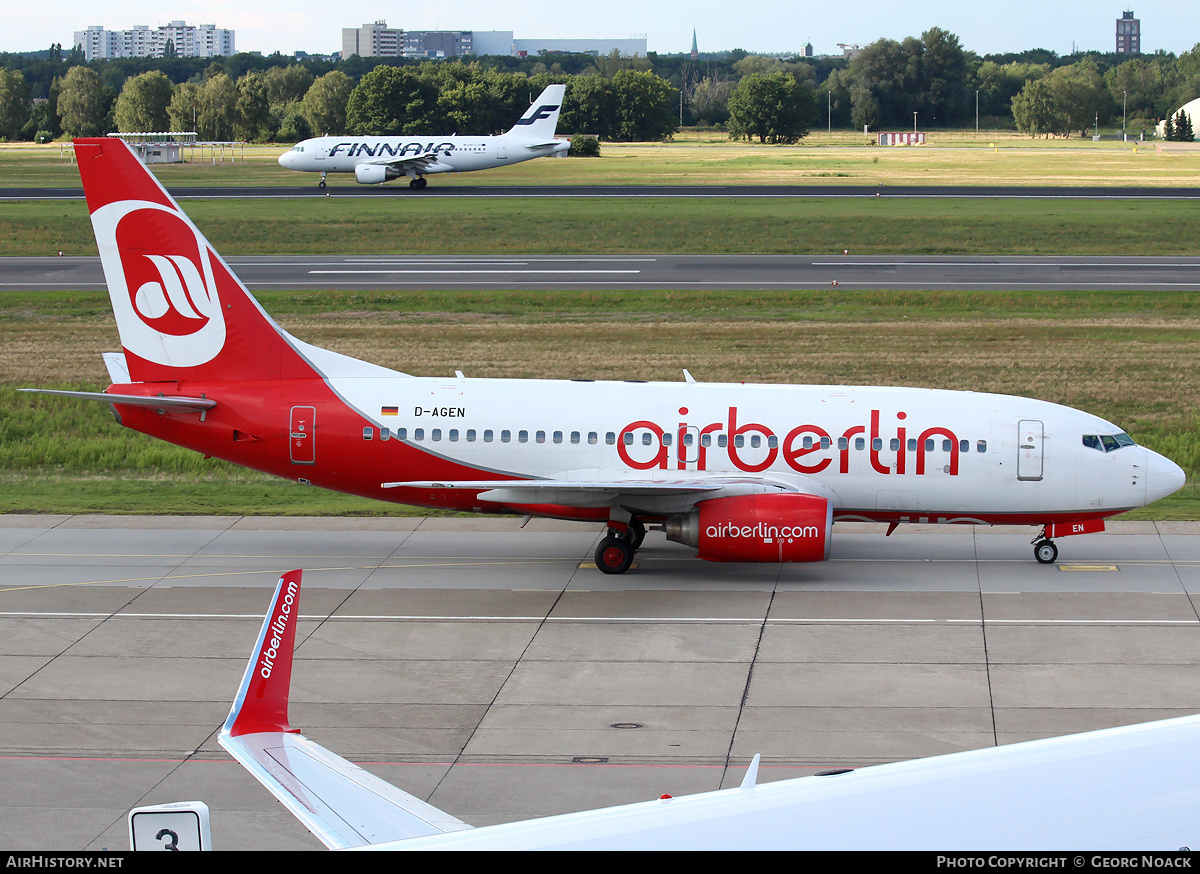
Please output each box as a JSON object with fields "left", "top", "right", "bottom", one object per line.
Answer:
{"left": 626, "top": 518, "right": 646, "bottom": 550}
{"left": 595, "top": 536, "right": 634, "bottom": 574}
{"left": 1034, "top": 539, "right": 1059, "bottom": 564}
{"left": 318, "top": 180, "right": 326, "bottom": 189}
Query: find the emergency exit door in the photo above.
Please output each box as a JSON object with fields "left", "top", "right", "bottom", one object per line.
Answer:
{"left": 1017, "top": 419, "right": 1044, "bottom": 481}
{"left": 290, "top": 406, "right": 316, "bottom": 465}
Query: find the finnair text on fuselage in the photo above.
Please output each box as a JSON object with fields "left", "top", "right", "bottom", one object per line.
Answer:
{"left": 330, "top": 141, "right": 456, "bottom": 159}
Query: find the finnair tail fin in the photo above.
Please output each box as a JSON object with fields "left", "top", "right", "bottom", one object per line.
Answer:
{"left": 218, "top": 570, "right": 473, "bottom": 849}
{"left": 74, "top": 138, "right": 317, "bottom": 385}
{"left": 505, "top": 84, "right": 566, "bottom": 139}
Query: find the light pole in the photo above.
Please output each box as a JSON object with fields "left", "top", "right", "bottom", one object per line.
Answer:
{"left": 1123, "top": 90, "right": 1127, "bottom": 141}
{"left": 828, "top": 90, "right": 831, "bottom": 136}
{"left": 975, "top": 90, "right": 979, "bottom": 134}
{"left": 913, "top": 111, "right": 917, "bottom": 136}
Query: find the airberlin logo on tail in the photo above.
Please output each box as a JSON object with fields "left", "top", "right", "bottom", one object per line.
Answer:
{"left": 258, "top": 576, "right": 299, "bottom": 679}
{"left": 92, "top": 200, "right": 227, "bottom": 367}
{"left": 515, "top": 104, "right": 561, "bottom": 125}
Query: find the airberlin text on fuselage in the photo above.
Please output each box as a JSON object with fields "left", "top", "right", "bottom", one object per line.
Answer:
{"left": 330, "top": 141, "right": 456, "bottom": 158}
{"left": 618, "top": 406, "right": 962, "bottom": 476}
{"left": 257, "top": 578, "right": 298, "bottom": 679}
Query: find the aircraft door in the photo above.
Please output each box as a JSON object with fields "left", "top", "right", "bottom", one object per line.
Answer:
{"left": 496, "top": 139, "right": 508, "bottom": 160}
{"left": 1017, "top": 419, "right": 1044, "bottom": 481}
{"left": 673, "top": 425, "right": 701, "bottom": 471}
{"left": 290, "top": 406, "right": 316, "bottom": 465}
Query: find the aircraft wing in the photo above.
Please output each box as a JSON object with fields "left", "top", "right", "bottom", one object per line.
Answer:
{"left": 361, "top": 153, "right": 443, "bottom": 172}
{"left": 217, "top": 570, "right": 473, "bottom": 849}
{"left": 380, "top": 475, "right": 832, "bottom": 509}
{"left": 216, "top": 570, "right": 1200, "bottom": 850}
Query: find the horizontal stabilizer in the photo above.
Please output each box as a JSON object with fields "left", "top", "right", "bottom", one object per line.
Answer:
{"left": 19, "top": 388, "right": 216, "bottom": 412}
{"left": 218, "top": 570, "right": 472, "bottom": 849}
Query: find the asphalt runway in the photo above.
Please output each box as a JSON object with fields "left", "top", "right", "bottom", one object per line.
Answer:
{"left": 4, "top": 183, "right": 1200, "bottom": 201}
{"left": 8, "top": 253, "right": 1200, "bottom": 292}
{"left": 3, "top": 514, "right": 1200, "bottom": 850}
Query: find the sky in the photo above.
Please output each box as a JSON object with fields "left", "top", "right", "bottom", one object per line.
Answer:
{"left": 5, "top": 0, "right": 1200, "bottom": 58}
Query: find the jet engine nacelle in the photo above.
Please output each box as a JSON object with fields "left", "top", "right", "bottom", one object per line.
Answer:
{"left": 354, "top": 164, "right": 401, "bottom": 185}
{"left": 665, "top": 493, "right": 833, "bottom": 563}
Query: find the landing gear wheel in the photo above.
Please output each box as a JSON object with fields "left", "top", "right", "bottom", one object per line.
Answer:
{"left": 626, "top": 518, "right": 646, "bottom": 551}
{"left": 409, "top": 177, "right": 428, "bottom": 189}
{"left": 318, "top": 180, "right": 326, "bottom": 189}
{"left": 595, "top": 536, "right": 634, "bottom": 575}
{"left": 1034, "top": 539, "right": 1059, "bottom": 564}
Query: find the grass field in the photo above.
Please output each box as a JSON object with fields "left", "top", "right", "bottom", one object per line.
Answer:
{"left": 4, "top": 197, "right": 1200, "bottom": 258}
{"left": 2, "top": 134, "right": 1198, "bottom": 190}
{"left": 1, "top": 136, "right": 1198, "bottom": 518}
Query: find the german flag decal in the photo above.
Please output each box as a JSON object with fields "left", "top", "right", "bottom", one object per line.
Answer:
{"left": 381, "top": 406, "right": 399, "bottom": 416}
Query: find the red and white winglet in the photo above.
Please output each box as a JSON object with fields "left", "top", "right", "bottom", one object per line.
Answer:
{"left": 218, "top": 570, "right": 472, "bottom": 849}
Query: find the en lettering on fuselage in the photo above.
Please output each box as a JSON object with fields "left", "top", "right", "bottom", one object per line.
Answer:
{"left": 32, "top": 136, "right": 1187, "bottom": 577}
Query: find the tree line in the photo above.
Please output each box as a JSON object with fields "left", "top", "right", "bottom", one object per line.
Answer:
{"left": 0, "top": 30, "right": 1197, "bottom": 144}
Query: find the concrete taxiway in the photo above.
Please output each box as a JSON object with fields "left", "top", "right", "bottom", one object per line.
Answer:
{"left": 3, "top": 514, "right": 1200, "bottom": 850}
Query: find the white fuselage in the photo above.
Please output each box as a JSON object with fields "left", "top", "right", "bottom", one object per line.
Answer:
{"left": 278, "top": 132, "right": 567, "bottom": 179}
{"left": 309, "top": 349, "right": 1181, "bottom": 524}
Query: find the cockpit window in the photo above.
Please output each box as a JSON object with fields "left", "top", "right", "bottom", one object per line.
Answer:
{"left": 1083, "top": 432, "right": 1136, "bottom": 452}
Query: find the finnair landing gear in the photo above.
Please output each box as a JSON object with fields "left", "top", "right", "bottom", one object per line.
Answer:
{"left": 318, "top": 172, "right": 327, "bottom": 189}
{"left": 1034, "top": 538, "right": 1059, "bottom": 564}
{"left": 409, "top": 176, "right": 428, "bottom": 189}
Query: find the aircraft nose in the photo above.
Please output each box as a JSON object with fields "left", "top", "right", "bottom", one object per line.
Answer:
{"left": 278, "top": 151, "right": 292, "bottom": 168}
{"left": 1144, "top": 448, "right": 1186, "bottom": 505}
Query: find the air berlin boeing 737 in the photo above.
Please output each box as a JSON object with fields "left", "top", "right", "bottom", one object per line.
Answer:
{"left": 31, "top": 137, "right": 1185, "bottom": 574}
{"left": 277, "top": 84, "right": 568, "bottom": 189}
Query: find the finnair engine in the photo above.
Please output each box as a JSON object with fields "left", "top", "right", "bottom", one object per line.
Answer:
{"left": 354, "top": 164, "right": 401, "bottom": 185}
{"left": 665, "top": 493, "right": 833, "bottom": 563}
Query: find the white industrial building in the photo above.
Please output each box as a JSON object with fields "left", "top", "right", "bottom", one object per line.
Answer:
{"left": 340, "top": 22, "right": 644, "bottom": 59}
{"left": 73, "top": 22, "right": 234, "bottom": 60}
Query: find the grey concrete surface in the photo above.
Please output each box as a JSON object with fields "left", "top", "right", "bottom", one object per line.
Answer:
{"left": 2, "top": 515, "right": 1200, "bottom": 850}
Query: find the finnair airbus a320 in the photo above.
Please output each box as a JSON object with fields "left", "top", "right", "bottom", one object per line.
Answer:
{"left": 277, "top": 84, "right": 568, "bottom": 189}
{"left": 33, "top": 137, "right": 1185, "bottom": 574}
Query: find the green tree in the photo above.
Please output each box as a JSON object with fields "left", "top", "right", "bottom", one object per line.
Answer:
{"left": 690, "top": 76, "right": 734, "bottom": 126}
{"left": 167, "top": 81, "right": 200, "bottom": 132}
{"left": 1045, "top": 62, "right": 1109, "bottom": 137}
{"left": 561, "top": 74, "right": 618, "bottom": 138}
{"left": 1011, "top": 77, "right": 1061, "bottom": 137}
{"left": 610, "top": 69, "right": 677, "bottom": 141}
{"left": 196, "top": 73, "right": 238, "bottom": 140}
{"left": 300, "top": 70, "right": 353, "bottom": 136}
{"left": 112, "top": 70, "right": 172, "bottom": 133}
{"left": 345, "top": 65, "right": 441, "bottom": 135}
{"left": 728, "top": 71, "right": 815, "bottom": 143}
{"left": 56, "top": 65, "right": 106, "bottom": 137}
{"left": 235, "top": 71, "right": 271, "bottom": 141}
{"left": 0, "top": 69, "right": 32, "bottom": 140}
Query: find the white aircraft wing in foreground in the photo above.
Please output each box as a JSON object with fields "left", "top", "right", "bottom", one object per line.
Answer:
{"left": 220, "top": 570, "right": 1200, "bottom": 851}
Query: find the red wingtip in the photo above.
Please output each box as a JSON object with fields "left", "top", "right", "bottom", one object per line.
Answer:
{"left": 228, "top": 570, "right": 303, "bottom": 737}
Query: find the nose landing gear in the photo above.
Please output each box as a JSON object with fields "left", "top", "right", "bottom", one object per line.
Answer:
{"left": 1034, "top": 538, "right": 1059, "bottom": 564}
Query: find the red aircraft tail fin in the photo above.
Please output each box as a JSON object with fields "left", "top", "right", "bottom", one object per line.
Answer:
{"left": 74, "top": 137, "right": 315, "bottom": 384}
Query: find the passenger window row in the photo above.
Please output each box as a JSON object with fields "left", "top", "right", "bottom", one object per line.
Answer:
{"left": 361, "top": 427, "right": 987, "bottom": 453}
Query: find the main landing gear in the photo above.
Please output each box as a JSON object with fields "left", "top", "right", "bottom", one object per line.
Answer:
{"left": 594, "top": 518, "right": 646, "bottom": 575}
{"left": 408, "top": 177, "right": 428, "bottom": 189}
{"left": 317, "top": 172, "right": 327, "bottom": 189}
